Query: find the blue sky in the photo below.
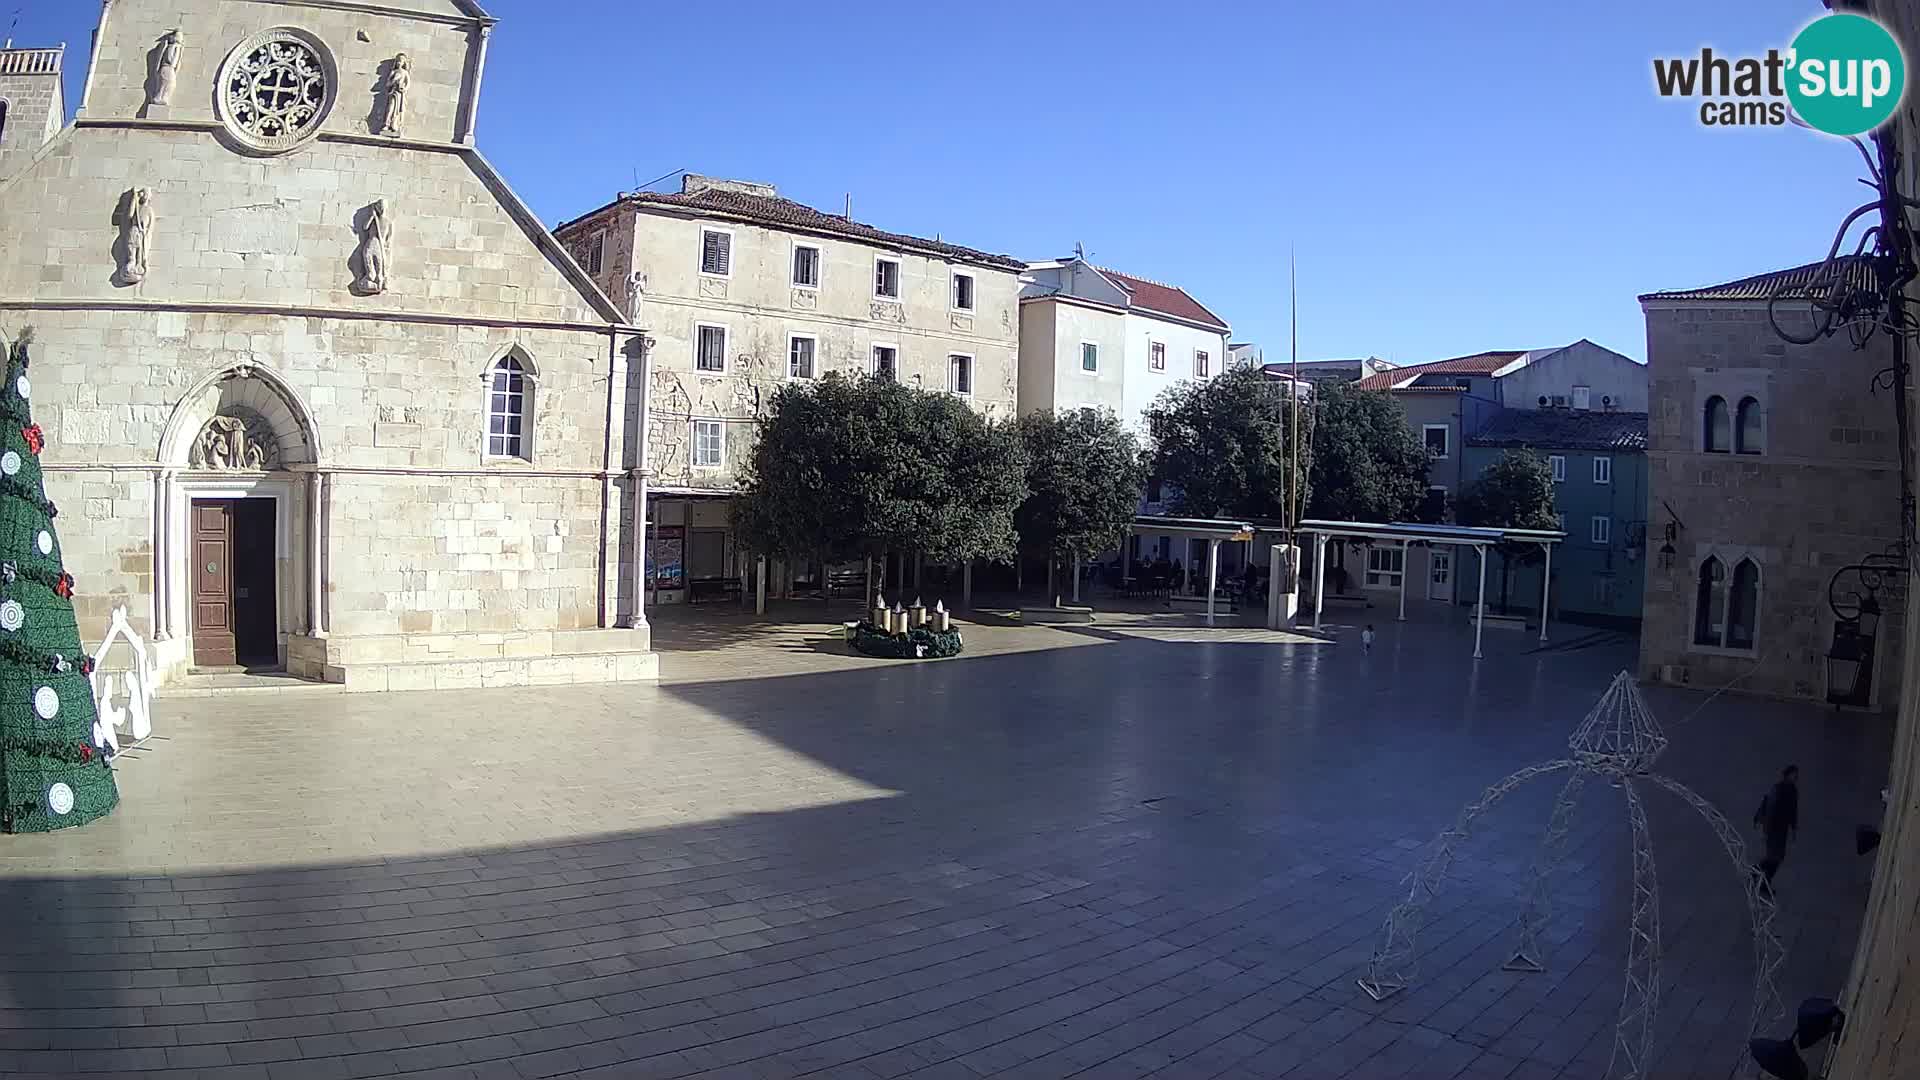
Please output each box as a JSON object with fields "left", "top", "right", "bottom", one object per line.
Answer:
{"left": 13, "top": 0, "right": 1880, "bottom": 364}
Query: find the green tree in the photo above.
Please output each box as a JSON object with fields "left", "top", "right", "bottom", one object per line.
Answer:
{"left": 1145, "top": 366, "right": 1304, "bottom": 519}
{"left": 732, "top": 374, "right": 1025, "bottom": 602}
{"left": 1454, "top": 449, "right": 1560, "bottom": 613}
{"left": 0, "top": 330, "right": 119, "bottom": 833}
{"left": 1305, "top": 381, "right": 1434, "bottom": 523}
{"left": 1015, "top": 409, "right": 1146, "bottom": 586}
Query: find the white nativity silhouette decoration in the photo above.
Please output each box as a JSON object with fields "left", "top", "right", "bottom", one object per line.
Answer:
{"left": 88, "top": 605, "right": 156, "bottom": 757}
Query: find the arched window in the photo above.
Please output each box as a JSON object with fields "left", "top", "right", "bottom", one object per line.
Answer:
{"left": 1727, "top": 559, "right": 1759, "bottom": 649}
{"left": 1694, "top": 557, "right": 1726, "bottom": 646}
{"left": 1735, "top": 396, "right": 1763, "bottom": 455}
{"left": 485, "top": 354, "right": 532, "bottom": 460}
{"left": 1703, "top": 395, "right": 1730, "bottom": 453}
{"left": 0, "top": 100, "right": 9, "bottom": 146}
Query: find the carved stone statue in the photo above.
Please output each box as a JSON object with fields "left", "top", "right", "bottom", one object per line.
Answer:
{"left": 377, "top": 53, "right": 411, "bottom": 136}
{"left": 115, "top": 188, "right": 153, "bottom": 287}
{"left": 149, "top": 30, "right": 183, "bottom": 108}
{"left": 625, "top": 271, "right": 648, "bottom": 323}
{"left": 354, "top": 199, "right": 392, "bottom": 294}
{"left": 189, "top": 414, "right": 278, "bottom": 471}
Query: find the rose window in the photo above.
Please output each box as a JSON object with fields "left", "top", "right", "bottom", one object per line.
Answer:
{"left": 216, "top": 30, "right": 336, "bottom": 153}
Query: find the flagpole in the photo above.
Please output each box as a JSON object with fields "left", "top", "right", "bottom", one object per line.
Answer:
{"left": 1290, "top": 247, "right": 1300, "bottom": 531}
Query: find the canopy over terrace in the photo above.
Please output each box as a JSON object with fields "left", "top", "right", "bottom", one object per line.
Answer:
{"left": 1295, "top": 520, "right": 1565, "bottom": 658}
{"left": 1126, "top": 516, "right": 1256, "bottom": 627}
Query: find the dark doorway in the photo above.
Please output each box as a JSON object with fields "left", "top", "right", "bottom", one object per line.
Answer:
{"left": 191, "top": 498, "right": 279, "bottom": 669}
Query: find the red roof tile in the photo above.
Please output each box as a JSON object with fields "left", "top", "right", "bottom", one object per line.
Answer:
{"left": 1354, "top": 350, "right": 1525, "bottom": 390}
{"left": 1096, "top": 268, "right": 1229, "bottom": 330}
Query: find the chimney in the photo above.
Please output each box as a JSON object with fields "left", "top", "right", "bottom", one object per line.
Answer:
{"left": 681, "top": 174, "right": 777, "bottom": 198}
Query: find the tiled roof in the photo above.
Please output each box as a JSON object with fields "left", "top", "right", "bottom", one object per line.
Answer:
{"left": 1637, "top": 255, "right": 1877, "bottom": 302}
{"left": 1355, "top": 350, "right": 1525, "bottom": 390}
{"left": 1468, "top": 409, "right": 1650, "bottom": 452}
{"left": 1096, "top": 268, "right": 1229, "bottom": 330}
{"left": 598, "top": 189, "right": 1026, "bottom": 272}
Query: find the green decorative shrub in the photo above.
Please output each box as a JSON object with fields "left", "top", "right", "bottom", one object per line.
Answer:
{"left": 850, "top": 620, "right": 963, "bottom": 659}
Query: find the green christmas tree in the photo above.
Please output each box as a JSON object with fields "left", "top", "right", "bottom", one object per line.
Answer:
{"left": 0, "top": 330, "right": 118, "bottom": 833}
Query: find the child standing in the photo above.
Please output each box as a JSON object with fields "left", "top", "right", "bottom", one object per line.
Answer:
{"left": 1361, "top": 624, "right": 1376, "bottom": 653}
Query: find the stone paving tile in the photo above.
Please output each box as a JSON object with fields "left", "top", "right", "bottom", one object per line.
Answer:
{"left": 0, "top": 615, "right": 1890, "bottom": 1078}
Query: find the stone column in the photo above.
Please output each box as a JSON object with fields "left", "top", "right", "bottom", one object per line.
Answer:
{"left": 152, "top": 469, "right": 172, "bottom": 640}
{"left": 308, "top": 471, "right": 327, "bottom": 636}
{"left": 623, "top": 472, "right": 649, "bottom": 629}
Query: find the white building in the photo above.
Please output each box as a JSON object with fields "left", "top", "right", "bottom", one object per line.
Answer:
{"left": 555, "top": 175, "right": 1024, "bottom": 605}
{"left": 1016, "top": 254, "right": 1231, "bottom": 436}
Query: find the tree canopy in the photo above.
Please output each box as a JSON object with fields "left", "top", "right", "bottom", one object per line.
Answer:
{"left": 1015, "top": 408, "right": 1147, "bottom": 564}
{"left": 732, "top": 374, "right": 1027, "bottom": 568}
{"left": 1144, "top": 366, "right": 1304, "bottom": 520}
{"left": 1454, "top": 449, "right": 1561, "bottom": 611}
{"left": 1305, "top": 381, "right": 1434, "bottom": 523}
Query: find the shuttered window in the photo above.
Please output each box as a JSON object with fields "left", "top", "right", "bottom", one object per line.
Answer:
{"left": 700, "top": 229, "right": 731, "bottom": 276}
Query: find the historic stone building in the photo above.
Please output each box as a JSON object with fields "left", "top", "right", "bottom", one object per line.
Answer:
{"left": 1637, "top": 257, "right": 1905, "bottom": 709}
{"left": 555, "top": 176, "right": 1022, "bottom": 604}
{"left": 0, "top": 2, "right": 656, "bottom": 690}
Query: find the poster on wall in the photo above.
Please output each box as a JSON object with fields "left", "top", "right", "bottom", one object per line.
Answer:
{"left": 648, "top": 526, "right": 685, "bottom": 589}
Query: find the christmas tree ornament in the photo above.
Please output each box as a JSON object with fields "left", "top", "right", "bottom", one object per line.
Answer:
{"left": 0, "top": 332, "right": 118, "bottom": 832}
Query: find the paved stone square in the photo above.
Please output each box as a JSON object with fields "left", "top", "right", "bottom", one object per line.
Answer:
{"left": 0, "top": 613, "right": 1891, "bottom": 1078}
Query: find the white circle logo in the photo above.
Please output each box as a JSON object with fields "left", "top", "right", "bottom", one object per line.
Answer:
{"left": 0, "top": 601, "right": 22, "bottom": 632}
{"left": 1, "top": 451, "right": 18, "bottom": 476}
{"left": 33, "top": 685, "right": 58, "bottom": 720}
{"left": 15, "top": 375, "right": 29, "bottom": 400}
{"left": 36, "top": 531, "right": 51, "bottom": 556}
{"left": 47, "top": 783, "right": 73, "bottom": 815}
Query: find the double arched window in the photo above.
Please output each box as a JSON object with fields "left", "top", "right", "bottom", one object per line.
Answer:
{"left": 484, "top": 351, "right": 534, "bottom": 461}
{"left": 1703, "top": 395, "right": 1730, "bottom": 453}
{"left": 1694, "top": 555, "right": 1759, "bottom": 650}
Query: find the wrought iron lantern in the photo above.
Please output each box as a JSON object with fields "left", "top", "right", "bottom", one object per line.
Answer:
{"left": 1657, "top": 522, "right": 1679, "bottom": 571}
{"left": 1826, "top": 593, "right": 1882, "bottom": 707}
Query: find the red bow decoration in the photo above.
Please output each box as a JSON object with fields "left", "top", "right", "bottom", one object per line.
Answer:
{"left": 21, "top": 425, "right": 42, "bottom": 455}
{"left": 79, "top": 744, "right": 92, "bottom": 762}
{"left": 53, "top": 573, "right": 73, "bottom": 599}
{"left": 80, "top": 656, "right": 94, "bottom": 676}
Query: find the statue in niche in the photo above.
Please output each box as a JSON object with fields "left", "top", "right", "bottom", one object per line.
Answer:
{"left": 148, "top": 29, "right": 183, "bottom": 108}
{"left": 189, "top": 414, "right": 278, "bottom": 471}
{"left": 354, "top": 199, "right": 392, "bottom": 294}
{"left": 114, "top": 188, "right": 154, "bottom": 287}
{"left": 625, "top": 271, "right": 648, "bottom": 323}
{"left": 377, "top": 53, "right": 411, "bottom": 136}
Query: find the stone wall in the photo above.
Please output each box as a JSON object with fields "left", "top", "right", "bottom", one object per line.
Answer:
{"left": 0, "top": 48, "right": 64, "bottom": 183}
{"left": 565, "top": 198, "right": 1020, "bottom": 494}
{"left": 1638, "top": 302, "right": 1905, "bottom": 706}
{"left": 0, "top": 2, "right": 648, "bottom": 685}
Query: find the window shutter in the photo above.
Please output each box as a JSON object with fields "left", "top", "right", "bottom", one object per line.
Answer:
{"left": 704, "top": 232, "right": 730, "bottom": 275}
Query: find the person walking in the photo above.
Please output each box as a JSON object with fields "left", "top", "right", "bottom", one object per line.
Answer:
{"left": 1753, "top": 764, "right": 1800, "bottom": 891}
{"left": 1361, "top": 624, "right": 1377, "bottom": 654}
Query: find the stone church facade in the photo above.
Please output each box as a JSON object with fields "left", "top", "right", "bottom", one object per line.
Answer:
{"left": 0, "top": 1, "right": 656, "bottom": 690}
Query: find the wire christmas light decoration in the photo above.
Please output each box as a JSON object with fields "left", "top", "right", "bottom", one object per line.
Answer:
{"left": 1356, "top": 672, "right": 1785, "bottom": 1080}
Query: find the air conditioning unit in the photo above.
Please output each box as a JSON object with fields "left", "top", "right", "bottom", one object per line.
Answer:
{"left": 1659, "top": 664, "right": 1692, "bottom": 685}
{"left": 1602, "top": 394, "right": 1614, "bottom": 408}
{"left": 1537, "top": 395, "right": 1550, "bottom": 407}
{"left": 1550, "top": 395, "right": 1568, "bottom": 408}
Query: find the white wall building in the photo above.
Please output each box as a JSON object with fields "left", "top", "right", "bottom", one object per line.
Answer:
{"left": 1017, "top": 255, "right": 1231, "bottom": 436}
{"left": 556, "top": 175, "right": 1024, "bottom": 604}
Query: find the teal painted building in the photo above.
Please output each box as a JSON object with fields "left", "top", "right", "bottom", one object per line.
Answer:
{"left": 1462, "top": 409, "right": 1649, "bottom": 628}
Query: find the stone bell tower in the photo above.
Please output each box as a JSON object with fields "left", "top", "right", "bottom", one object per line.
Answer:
{"left": 0, "top": 41, "right": 64, "bottom": 186}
